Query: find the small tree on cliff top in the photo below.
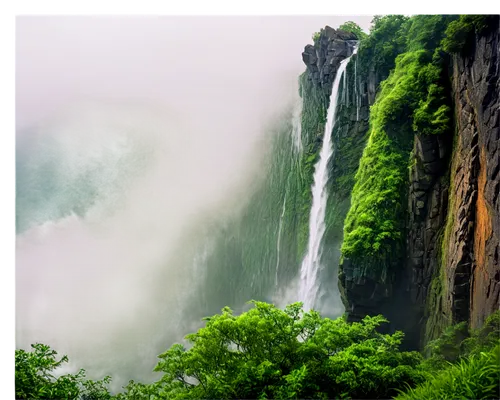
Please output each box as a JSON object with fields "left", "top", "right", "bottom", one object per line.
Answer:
{"left": 339, "top": 21, "right": 368, "bottom": 39}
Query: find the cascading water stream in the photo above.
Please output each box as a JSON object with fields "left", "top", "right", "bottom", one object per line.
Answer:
{"left": 292, "top": 96, "right": 303, "bottom": 153}
{"left": 354, "top": 53, "right": 359, "bottom": 121}
{"left": 298, "top": 46, "right": 358, "bottom": 311}
{"left": 343, "top": 68, "right": 347, "bottom": 104}
{"left": 275, "top": 97, "right": 302, "bottom": 288}
{"left": 274, "top": 193, "right": 287, "bottom": 287}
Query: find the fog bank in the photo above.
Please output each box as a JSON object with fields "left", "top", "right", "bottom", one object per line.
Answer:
{"left": 16, "top": 15, "right": 373, "bottom": 387}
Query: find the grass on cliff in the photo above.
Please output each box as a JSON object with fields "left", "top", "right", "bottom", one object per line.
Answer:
{"left": 442, "top": 15, "right": 499, "bottom": 53}
{"left": 397, "top": 344, "right": 500, "bottom": 400}
{"left": 296, "top": 72, "right": 328, "bottom": 258}
{"left": 342, "top": 15, "right": 457, "bottom": 260}
{"left": 397, "top": 311, "right": 500, "bottom": 400}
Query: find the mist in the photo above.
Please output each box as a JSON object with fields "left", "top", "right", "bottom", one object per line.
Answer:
{"left": 16, "top": 15, "right": 373, "bottom": 388}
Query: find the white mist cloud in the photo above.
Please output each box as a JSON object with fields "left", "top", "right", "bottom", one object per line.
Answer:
{"left": 15, "top": 15, "right": 373, "bottom": 388}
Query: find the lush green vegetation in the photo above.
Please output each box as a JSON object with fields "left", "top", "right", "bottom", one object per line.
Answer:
{"left": 312, "top": 21, "right": 366, "bottom": 45}
{"left": 398, "top": 344, "right": 500, "bottom": 400}
{"left": 398, "top": 311, "right": 500, "bottom": 400}
{"left": 15, "top": 13, "right": 500, "bottom": 400}
{"left": 342, "top": 14, "right": 499, "bottom": 262}
{"left": 16, "top": 308, "right": 500, "bottom": 400}
{"left": 151, "top": 302, "right": 425, "bottom": 399}
{"left": 296, "top": 72, "right": 328, "bottom": 256}
{"left": 357, "top": 15, "right": 410, "bottom": 79}
{"left": 442, "top": 15, "right": 499, "bottom": 53}
{"left": 15, "top": 343, "right": 112, "bottom": 400}
{"left": 342, "top": 15, "right": 458, "bottom": 260}
{"left": 312, "top": 29, "right": 323, "bottom": 46}
{"left": 424, "top": 310, "right": 500, "bottom": 365}
{"left": 339, "top": 21, "right": 367, "bottom": 39}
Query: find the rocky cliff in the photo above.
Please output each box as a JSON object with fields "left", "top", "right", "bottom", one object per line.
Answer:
{"left": 422, "top": 20, "right": 499, "bottom": 343}
{"left": 302, "top": 26, "right": 358, "bottom": 95}
{"left": 447, "top": 20, "right": 499, "bottom": 328}
{"left": 404, "top": 20, "right": 500, "bottom": 347}
{"left": 302, "top": 17, "right": 499, "bottom": 348}
{"left": 300, "top": 27, "right": 383, "bottom": 310}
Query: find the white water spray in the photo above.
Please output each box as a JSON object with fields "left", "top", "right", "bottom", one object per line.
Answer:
{"left": 292, "top": 97, "right": 303, "bottom": 153}
{"left": 298, "top": 48, "right": 357, "bottom": 311}
{"left": 346, "top": 65, "right": 350, "bottom": 105}
{"left": 354, "top": 52, "right": 360, "bottom": 121}
{"left": 274, "top": 193, "right": 287, "bottom": 287}
{"left": 343, "top": 68, "right": 347, "bottom": 104}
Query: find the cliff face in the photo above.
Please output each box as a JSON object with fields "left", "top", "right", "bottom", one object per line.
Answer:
{"left": 407, "top": 131, "right": 452, "bottom": 345}
{"left": 439, "top": 22, "right": 499, "bottom": 330}
{"left": 344, "top": 20, "right": 499, "bottom": 346}
{"left": 300, "top": 20, "right": 498, "bottom": 346}
{"left": 301, "top": 27, "right": 384, "bottom": 311}
{"left": 408, "top": 22, "right": 500, "bottom": 345}
{"left": 302, "top": 26, "right": 358, "bottom": 96}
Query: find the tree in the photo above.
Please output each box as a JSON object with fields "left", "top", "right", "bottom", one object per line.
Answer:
{"left": 152, "top": 301, "right": 427, "bottom": 399}
{"left": 15, "top": 343, "right": 112, "bottom": 400}
{"left": 339, "top": 21, "right": 367, "bottom": 39}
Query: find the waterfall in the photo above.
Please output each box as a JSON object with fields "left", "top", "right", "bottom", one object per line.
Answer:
{"left": 345, "top": 65, "right": 349, "bottom": 105}
{"left": 343, "top": 67, "right": 347, "bottom": 104}
{"left": 274, "top": 193, "right": 287, "bottom": 287}
{"left": 298, "top": 47, "right": 357, "bottom": 311}
{"left": 292, "top": 96, "right": 303, "bottom": 153}
{"left": 354, "top": 53, "right": 359, "bottom": 121}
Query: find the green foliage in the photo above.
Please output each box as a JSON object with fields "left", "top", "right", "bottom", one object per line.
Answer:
{"left": 339, "top": 21, "right": 367, "bottom": 39}
{"left": 151, "top": 302, "right": 426, "bottom": 399}
{"left": 296, "top": 72, "right": 329, "bottom": 257}
{"left": 411, "top": 49, "right": 452, "bottom": 136}
{"left": 406, "top": 15, "right": 458, "bottom": 52}
{"left": 15, "top": 343, "right": 112, "bottom": 400}
{"left": 396, "top": 344, "right": 500, "bottom": 400}
{"left": 358, "top": 15, "right": 410, "bottom": 79}
{"left": 113, "top": 380, "right": 159, "bottom": 400}
{"left": 312, "top": 29, "right": 323, "bottom": 46}
{"left": 398, "top": 312, "right": 500, "bottom": 399}
{"left": 425, "top": 311, "right": 500, "bottom": 367}
{"left": 342, "top": 15, "right": 455, "bottom": 261}
{"left": 464, "top": 311, "right": 500, "bottom": 355}
{"left": 17, "top": 314, "right": 500, "bottom": 400}
{"left": 442, "top": 15, "right": 498, "bottom": 53}
{"left": 341, "top": 52, "right": 422, "bottom": 259}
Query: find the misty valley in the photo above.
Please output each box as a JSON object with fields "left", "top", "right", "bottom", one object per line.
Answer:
{"left": 15, "top": 15, "right": 500, "bottom": 400}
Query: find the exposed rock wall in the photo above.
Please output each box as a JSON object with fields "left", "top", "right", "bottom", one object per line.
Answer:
{"left": 301, "top": 27, "right": 377, "bottom": 315}
{"left": 301, "top": 22, "right": 499, "bottom": 343}
{"left": 302, "top": 26, "right": 358, "bottom": 96}
{"left": 407, "top": 133, "right": 452, "bottom": 346}
{"left": 409, "top": 20, "right": 499, "bottom": 345}
{"left": 443, "top": 22, "right": 499, "bottom": 330}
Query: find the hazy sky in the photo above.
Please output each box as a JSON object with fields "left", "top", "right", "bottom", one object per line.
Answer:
{"left": 15, "top": 15, "right": 375, "bottom": 389}
{"left": 16, "top": 15, "right": 373, "bottom": 129}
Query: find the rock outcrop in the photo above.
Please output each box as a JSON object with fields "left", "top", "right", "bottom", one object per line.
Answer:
{"left": 302, "top": 20, "right": 499, "bottom": 346}
{"left": 302, "top": 26, "right": 358, "bottom": 95}
{"left": 408, "top": 20, "right": 499, "bottom": 345}
{"left": 442, "top": 21, "right": 499, "bottom": 330}
{"left": 406, "top": 133, "right": 452, "bottom": 346}
{"left": 302, "top": 27, "right": 410, "bottom": 331}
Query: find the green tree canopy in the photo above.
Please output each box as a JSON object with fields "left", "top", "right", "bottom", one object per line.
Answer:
{"left": 152, "top": 301, "right": 426, "bottom": 399}
{"left": 15, "top": 343, "right": 112, "bottom": 400}
{"left": 339, "top": 21, "right": 368, "bottom": 39}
